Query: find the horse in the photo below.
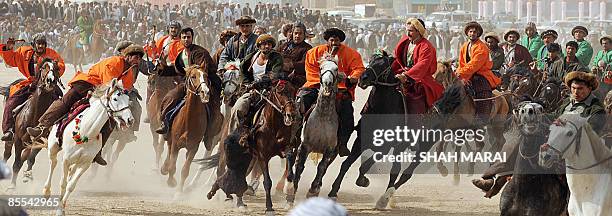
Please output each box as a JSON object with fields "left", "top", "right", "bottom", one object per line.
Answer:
{"left": 205, "top": 81, "right": 298, "bottom": 215}
{"left": 88, "top": 20, "right": 108, "bottom": 62}
{"left": 507, "top": 67, "right": 542, "bottom": 102}
{"left": 433, "top": 60, "right": 510, "bottom": 183}
{"left": 539, "top": 113, "right": 612, "bottom": 216}
{"left": 62, "top": 20, "right": 107, "bottom": 72}
{"left": 42, "top": 78, "right": 134, "bottom": 216}
{"left": 499, "top": 102, "right": 569, "bottom": 216}
{"left": 327, "top": 51, "right": 405, "bottom": 201}
{"left": 160, "top": 64, "right": 213, "bottom": 197}
{"left": 185, "top": 60, "right": 240, "bottom": 191}
{"left": 5, "top": 59, "right": 62, "bottom": 189}
{"left": 287, "top": 53, "right": 343, "bottom": 207}
{"left": 533, "top": 80, "right": 565, "bottom": 113}
{"left": 146, "top": 72, "right": 178, "bottom": 172}
{"left": 62, "top": 35, "right": 85, "bottom": 73}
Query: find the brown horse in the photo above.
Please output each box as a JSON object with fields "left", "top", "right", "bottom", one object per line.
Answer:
{"left": 206, "top": 81, "right": 298, "bottom": 214}
{"left": 146, "top": 71, "right": 180, "bottom": 171}
{"left": 6, "top": 59, "right": 61, "bottom": 189}
{"left": 160, "top": 64, "right": 213, "bottom": 196}
{"left": 433, "top": 61, "right": 510, "bottom": 184}
{"left": 62, "top": 20, "right": 107, "bottom": 72}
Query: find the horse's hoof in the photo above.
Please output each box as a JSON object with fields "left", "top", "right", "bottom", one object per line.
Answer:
{"left": 43, "top": 188, "right": 51, "bottom": 199}
{"left": 375, "top": 187, "right": 396, "bottom": 210}
{"left": 244, "top": 186, "right": 255, "bottom": 196}
{"left": 265, "top": 210, "right": 275, "bottom": 216}
{"left": 285, "top": 193, "right": 295, "bottom": 203}
{"left": 55, "top": 208, "right": 65, "bottom": 216}
{"left": 355, "top": 175, "right": 370, "bottom": 187}
{"left": 329, "top": 196, "right": 338, "bottom": 201}
{"left": 306, "top": 188, "right": 320, "bottom": 198}
{"left": 167, "top": 178, "right": 177, "bottom": 188}
{"left": 238, "top": 205, "right": 247, "bottom": 210}
{"left": 22, "top": 170, "right": 33, "bottom": 183}
{"left": 389, "top": 196, "right": 397, "bottom": 208}
{"left": 437, "top": 165, "right": 449, "bottom": 177}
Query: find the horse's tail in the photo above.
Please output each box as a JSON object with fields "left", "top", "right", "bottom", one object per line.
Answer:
{"left": 193, "top": 153, "right": 220, "bottom": 171}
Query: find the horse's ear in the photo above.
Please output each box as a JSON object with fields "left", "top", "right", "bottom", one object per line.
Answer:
{"left": 333, "top": 55, "right": 339, "bottom": 63}
{"left": 110, "top": 78, "right": 118, "bottom": 89}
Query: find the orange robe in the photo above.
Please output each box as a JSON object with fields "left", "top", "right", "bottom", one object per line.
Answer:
{"left": 69, "top": 56, "right": 135, "bottom": 90}
{"left": 456, "top": 40, "right": 501, "bottom": 88}
{"left": 0, "top": 45, "right": 66, "bottom": 96}
{"left": 155, "top": 35, "right": 184, "bottom": 64}
{"left": 303, "top": 44, "right": 365, "bottom": 100}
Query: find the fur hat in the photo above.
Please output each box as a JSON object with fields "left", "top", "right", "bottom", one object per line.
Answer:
{"left": 219, "top": 29, "right": 237, "bottom": 44}
{"left": 122, "top": 44, "right": 145, "bottom": 57}
{"left": 235, "top": 16, "right": 256, "bottom": 25}
{"left": 571, "top": 26, "right": 588, "bottom": 36}
{"left": 504, "top": 29, "right": 521, "bottom": 41}
{"left": 256, "top": 34, "right": 276, "bottom": 47}
{"left": 565, "top": 71, "right": 599, "bottom": 90}
{"left": 484, "top": 32, "right": 500, "bottom": 43}
{"left": 115, "top": 40, "right": 133, "bottom": 53}
{"left": 541, "top": 29, "right": 558, "bottom": 39}
{"left": 323, "top": 28, "right": 346, "bottom": 42}
{"left": 525, "top": 22, "right": 537, "bottom": 32}
{"left": 464, "top": 21, "right": 483, "bottom": 37}
{"left": 600, "top": 35, "right": 612, "bottom": 45}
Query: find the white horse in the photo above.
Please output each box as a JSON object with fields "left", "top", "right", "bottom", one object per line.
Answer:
{"left": 42, "top": 79, "right": 134, "bottom": 216}
{"left": 539, "top": 113, "right": 612, "bottom": 216}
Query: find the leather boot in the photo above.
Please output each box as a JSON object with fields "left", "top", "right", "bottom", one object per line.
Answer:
{"left": 471, "top": 178, "right": 494, "bottom": 191}
{"left": 1, "top": 130, "right": 13, "bottom": 141}
{"left": 92, "top": 150, "right": 107, "bottom": 166}
{"left": 155, "top": 122, "right": 168, "bottom": 134}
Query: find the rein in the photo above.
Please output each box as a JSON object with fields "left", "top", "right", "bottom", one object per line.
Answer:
{"left": 253, "top": 89, "right": 284, "bottom": 114}
{"left": 472, "top": 92, "right": 518, "bottom": 102}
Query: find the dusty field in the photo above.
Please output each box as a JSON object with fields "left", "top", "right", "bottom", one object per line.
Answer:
{"left": 0, "top": 63, "right": 499, "bottom": 215}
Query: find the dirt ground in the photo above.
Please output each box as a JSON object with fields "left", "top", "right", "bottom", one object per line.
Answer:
{"left": 0, "top": 63, "right": 500, "bottom": 215}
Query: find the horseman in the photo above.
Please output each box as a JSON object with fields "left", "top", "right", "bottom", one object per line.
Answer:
{"left": 534, "top": 29, "right": 560, "bottom": 70}
{"left": 456, "top": 21, "right": 501, "bottom": 124}
{"left": 484, "top": 32, "right": 504, "bottom": 74}
{"left": 217, "top": 16, "right": 259, "bottom": 74}
{"left": 472, "top": 71, "right": 605, "bottom": 198}
{"left": 113, "top": 40, "right": 142, "bottom": 143}
{"left": 299, "top": 27, "right": 365, "bottom": 156}
{"left": 77, "top": 9, "right": 94, "bottom": 54}
{"left": 543, "top": 42, "right": 589, "bottom": 83}
{"left": 152, "top": 21, "right": 184, "bottom": 67}
{"left": 519, "top": 22, "right": 544, "bottom": 59}
{"left": 502, "top": 29, "right": 532, "bottom": 69}
{"left": 592, "top": 35, "right": 612, "bottom": 95}
{"left": 277, "top": 22, "right": 313, "bottom": 87}
{"left": 0, "top": 34, "right": 65, "bottom": 142}
{"left": 213, "top": 30, "right": 238, "bottom": 64}
{"left": 391, "top": 18, "right": 444, "bottom": 114}
{"left": 230, "top": 34, "right": 284, "bottom": 141}
{"left": 154, "top": 28, "right": 221, "bottom": 135}
{"left": 571, "top": 26, "right": 593, "bottom": 67}
{"left": 27, "top": 45, "right": 144, "bottom": 166}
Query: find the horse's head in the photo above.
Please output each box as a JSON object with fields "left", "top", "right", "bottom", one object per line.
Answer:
{"left": 535, "top": 81, "right": 562, "bottom": 112}
{"left": 433, "top": 60, "right": 457, "bottom": 88}
{"left": 98, "top": 79, "right": 134, "bottom": 131}
{"left": 185, "top": 64, "right": 210, "bottom": 103}
{"left": 222, "top": 60, "right": 240, "bottom": 98}
{"left": 273, "top": 80, "right": 298, "bottom": 126}
{"left": 512, "top": 101, "right": 547, "bottom": 135}
{"left": 359, "top": 50, "right": 396, "bottom": 88}
{"left": 538, "top": 114, "right": 588, "bottom": 169}
{"left": 508, "top": 67, "right": 538, "bottom": 94}
{"left": 319, "top": 53, "right": 340, "bottom": 97}
{"left": 37, "top": 58, "right": 61, "bottom": 91}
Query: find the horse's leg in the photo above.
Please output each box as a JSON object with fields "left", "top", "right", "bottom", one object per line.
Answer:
{"left": 3, "top": 141, "right": 12, "bottom": 161}
{"left": 160, "top": 138, "right": 173, "bottom": 176}
{"left": 61, "top": 161, "right": 91, "bottom": 215}
{"left": 436, "top": 141, "right": 449, "bottom": 176}
{"left": 9, "top": 140, "right": 24, "bottom": 188}
{"left": 23, "top": 148, "right": 41, "bottom": 183}
{"left": 57, "top": 158, "right": 71, "bottom": 216}
{"left": 151, "top": 131, "right": 164, "bottom": 171}
{"left": 109, "top": 138, "right": 127, "bottom": 175}
{"left": 356, "top": 148, "right": 378, "bottom": 188}
{"left": 43, "top": 142, "right": 60, "bottom": 198}
{"left": 245, "top": 158, "right": 261, "bottom": 195}
{"left": 165, "top": 141, "right": 179, "bottom": 188}
{"left": 185, "top": 148, "right": 213, "bottom": 192}
{"left": 453, "top": 145, "right": 461, "bottom": 185}
{"left": 275, "top": 158, "right": 288, "bottom": 195}
{"left": 468, "top": 140, "right": 485, "bottom": 177}
{"left": 260, "top": 158, "right": 275, "bottom": 216}
{"left": 328, "top": 130, "right": 362, "bottom": 199}
{"left": 177, "top": 147, "right": 197, "bottom": 198}
{"left": 288, "top": 144, "right": 308, "bottom": 205}
{"left": 307, "top": 147, "right": 337, "bottom": 198}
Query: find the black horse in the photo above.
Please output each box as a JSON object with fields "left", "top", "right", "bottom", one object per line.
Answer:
{"left": 327, "top": 51, "right": 444, "bottom": 209}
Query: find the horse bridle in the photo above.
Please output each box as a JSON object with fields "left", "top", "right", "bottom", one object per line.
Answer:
{"left": 367, "top": 56, "right": 399, "bottom": 87}
{"left": 185, "top": 69, "right": 208, "bottom": 97}
{"left": 104, "top": 89, "right": 131, "bottom": 115}
{"left": 254, "top": 87, "right": 294, "bottom": 115}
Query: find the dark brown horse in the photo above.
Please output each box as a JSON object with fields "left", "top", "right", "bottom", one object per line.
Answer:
{"left": 160, "top": 65, "right": 213, "bottom": 197}
{"left": 146, "top": 72, "right": 179, "bottom": 171}
{"left": 6, "top": 58, "right": 61, "bottom": 189}
{"left": 205, "top": 81, "right": 298, "bottom": 214}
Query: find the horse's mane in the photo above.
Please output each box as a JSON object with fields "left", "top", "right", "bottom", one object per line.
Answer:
{"left": 435, "top": 84, "right": 464, "bottom": 114}
{"left": 91, "top": 82, "right": 123, "bottom": 98}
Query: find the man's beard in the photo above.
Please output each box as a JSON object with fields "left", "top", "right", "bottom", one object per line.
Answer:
{"left": 261, "top": 50, "right": 271, "bottom": 55}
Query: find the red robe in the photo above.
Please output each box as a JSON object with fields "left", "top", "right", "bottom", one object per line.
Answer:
{"left": 391, "top": 36, "right": 444, "bottom": 108}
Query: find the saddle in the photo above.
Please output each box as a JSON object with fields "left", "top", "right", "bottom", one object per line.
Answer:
{"left": 55, "top": 97, "right": 91, "bottom": 145}
{"left": 162, "top": 98, "right": 186, "bottom": 135}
